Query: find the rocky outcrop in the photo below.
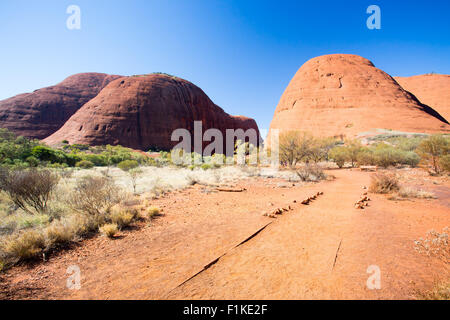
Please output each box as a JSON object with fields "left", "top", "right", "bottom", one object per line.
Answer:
{"left": 0, "top": 73, "right": 123, "bottom": 139}
{"left": 268, "top": 54, "right": 449, "bottom": 141}
{"left": 395, "top": 74, "right": 450, "bottom": 123}
{"left": 44, "top": 74, "right": 260, "bottom": 152}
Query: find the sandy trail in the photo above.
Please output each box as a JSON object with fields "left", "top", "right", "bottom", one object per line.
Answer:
{"left": 0, "top": 170, "right": 448, "bottom": 299}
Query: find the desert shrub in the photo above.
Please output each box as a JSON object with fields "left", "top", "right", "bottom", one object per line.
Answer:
{"left": 44, "top": 219, "right": 78, "bottom": 248}
{"left": 440, "top": 154, "right": 450, "bottom": 172}
{"left": 398, "top": 186, "right": 436, "bottom": 199}
{"left": 401, "top": 151, "right": 421, "bottom": 167}
{"left": 81, "top": 154, "right": 107, "bottom": 166}
{"left": 147, "top": 206, "right": 161, "bottom": 219}
{"left": 394, "top": 136, "right": 424, "bottom": 152}
{"left": 1, "top": 230, "right": 46, "bottom": 262}
{"left": 414, "top": 227, "right": 449, "bottom": 262}
{"left": 357, "top": 149, "right": 376, "bottom": 166}
{"left": 117, "top": 160, "right": 139, "bottom": 171}
{"left": 201, "top": 163, "right": 212, "bottom": 170}
{"left": 345, "top": 140, "right": 363, "bottom": 167}
{"left": 0, "top": 168, "right": 60, "bottom": 215}
{"left": 110, "top": 208, "right": 138, "bottom": 228}
{"left": 0, "top": 129, "right": 40, "bottom": 165}
{"left": 417, "top": 135, "right": 449, "bottom": 174}
{"left": 25, "top": 156, "right": 39, "bottom": 167}
{"left": 69, "top": 176, "right": 123, "bottom": 217}
{"left": 63, "top": 153, "right": 82, "bottom": 167}
{"left": 128, "top": 168, "right": 143, "bottom": 194}
{"left": 372, "top": 145, "right": 402, "bottom": 168}
{"left": 416, "top": 281, "right": 450, "bottom": 300}
{"left": 75, "top": 160, "right": 94, "bottom": 169}
{"left": 31, "top": 146, "right": 66, "bottom": 164}
{"left": 99, "top": 223, "right": 118, "bottom": 238}
{"left": 279, "top": 131, "right": 314, "bottom": 167}
{"left": 296, "top": 164, "right": 326, "bottom": 182}
{"left": 329, "top": 146, "right": 349, "bottom": 168}
{"left": 369, "top": 172, "right": 400, "bottom": 194}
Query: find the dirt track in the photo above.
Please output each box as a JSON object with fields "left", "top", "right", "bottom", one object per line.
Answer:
{"left": 1, "top": 170, "right": 448, "bottom": 299}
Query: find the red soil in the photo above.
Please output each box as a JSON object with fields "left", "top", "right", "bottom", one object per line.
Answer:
{"left": 0, "top": 169, "right": 448, "bottom": 300}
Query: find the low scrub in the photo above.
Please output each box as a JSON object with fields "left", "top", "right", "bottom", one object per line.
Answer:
{"left": 69, "top": 176, "right": 123, "bottom": 216}
{"left": 110, "top": 207, "right": 138, "bottom": 228}
{"left": 1, "top": 230, "right": 46, "bottom": 263}
{"left": 414, "top": 227, "right": 449, "bottom": 262}
{"left": 296, "top": 164, "right": 326, "bottom": 182}
{"left": 147, "top": 206, "right": 162, "bottom": 219}
{"left": 369, "top": 172, "right": 400, "bottom": 194}
{"left": 0, "top": 168, "right": 60, "bottom": 215}
{"left": 398, "top": 186, "right": 436, "bottom": 199}
{"left": 99, "top": 223, "right": 119, "bottom": 238}
{"left": 416, "top": 281, "right": 450, "bottom": 300}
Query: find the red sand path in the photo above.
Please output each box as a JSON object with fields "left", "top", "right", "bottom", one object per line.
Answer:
{"left": 1, "top": 170, "right": 448, "bottom": 299}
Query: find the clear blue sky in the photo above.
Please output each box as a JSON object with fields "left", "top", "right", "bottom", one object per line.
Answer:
{"left": 0, "top": 0, "right": 449, "bottom": 131}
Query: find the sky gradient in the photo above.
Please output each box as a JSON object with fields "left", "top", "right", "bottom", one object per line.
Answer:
{"left": 0, "top": 0, "right": 449, "bottom": 131}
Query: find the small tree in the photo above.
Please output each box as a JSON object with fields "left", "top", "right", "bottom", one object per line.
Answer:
{"left": 345, "top": 139, "right": 363, "bottom": 167}
{"left": 417, "top": 135, "right": 449, "bottom": 174}
{"left": 279, "top": 131, "right": 314, "bottom": 167}
{"left": 329, "top": 146, "right": 349, "bottom": 168}
{"left": 129, "top": 168, "right": 143, "bottom": 194}
{"left": 118, "top": 160, "right": 141, "bottom": 193}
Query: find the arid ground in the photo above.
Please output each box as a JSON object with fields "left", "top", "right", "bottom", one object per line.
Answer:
{"left": 0, "top": 169, "right": 448, "bottom": 300}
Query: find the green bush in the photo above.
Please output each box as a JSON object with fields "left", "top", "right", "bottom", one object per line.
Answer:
{"left": 357, "top": 150, "right": 376, "bottom": 166}
{"left": 31, "top": 146, "right": 66, "bottom": 164}
{"left": 201, "top": 163, "right": 212, "bottom": 170}
{"left": 417, "top": 135, "right": 449, "bottom": 174}
{"left": 82, "top": 154, "right": 107, "bottom": 166}
{"left": 329, "top": 146, "right": 349, "bottom": 168}
{"left": 25, "top": 156, "right": 39, "bottom": 167}
{"left": 75, "top": 160, "right": 94, "bottom": 169}
{"left": 117, "top": 160, "right": 139, "bottom": 171}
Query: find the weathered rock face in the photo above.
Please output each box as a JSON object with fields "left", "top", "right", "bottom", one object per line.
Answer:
{"left": 395, "top": 74, "right": 450, "bottom": 123}
{"left": 268, "top": 54, "right": 449, "bottom": 141}
{"left": 0, "top": 73, "right": 123, "bottom": 139}
{"left": 44, "top": 74, "right": 260, "bottom": 152}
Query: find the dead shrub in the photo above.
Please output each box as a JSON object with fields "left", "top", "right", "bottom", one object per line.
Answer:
{"left": 398, "top": 187, "right": 436, "bottom": 199}
{"left": 0, "top": 168, "right": 60, "bottom": 215}
{"left": 44, "top": 219, "right": 79, "bottom": 249}
{"left": 296, "top": 164, "right": 326, "bottom": 182}
{"left": 414, "top": 227, "right": 449, "bottom": 262}
{"left": 369, "top": 172, "right": 400, "bottom": 194}
{"left": 69, "top": 176, "right": 123, "bottom": 216}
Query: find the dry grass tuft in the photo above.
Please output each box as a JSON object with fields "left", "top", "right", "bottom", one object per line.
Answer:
{"left": 147, "top": 206, "right": 162, "bottom": 219}
{"left": 99, "top": 223, "right": 119, "bottom": 238}
{"left": 1, "top": 230, "right": 45, "bottom": 262}
{"left": 110, "top": 207, "right": 138, "bottom": 228}
{"left": 416, "top": 281, "right": 450, "bottom": 300}
{"left": 369, "top": 172, "right": 400, "bottom": 194}
{"left": 398, "top": 186, "right": 436, "bottom": 199}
